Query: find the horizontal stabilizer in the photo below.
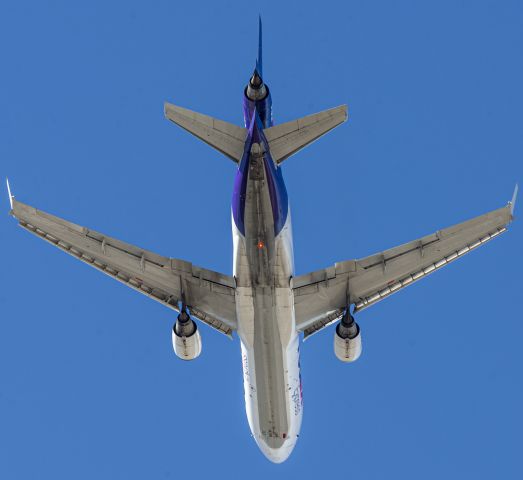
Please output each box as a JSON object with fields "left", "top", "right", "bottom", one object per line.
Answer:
{"left": 164, "top": 102, "right": 247, "bottom": 163}
{"left": 263, "top": 105, "right": 348, "bottom": 164}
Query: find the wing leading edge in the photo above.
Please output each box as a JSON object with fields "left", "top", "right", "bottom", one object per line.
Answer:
{"left": 293, "top": 192, "right": 516, "bottom": 339}
{"left": 9, "top": 196, "right": 237, "bottom": 337}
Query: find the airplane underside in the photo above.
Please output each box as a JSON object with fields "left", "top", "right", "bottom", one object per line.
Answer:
{"left": 7, "top": 17, "right": 516, "bottom": 464}
{"left": 232, "top": 151, "right": 301, "bottom": 461}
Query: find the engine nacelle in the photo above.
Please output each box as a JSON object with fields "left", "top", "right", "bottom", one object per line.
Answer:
{"left": 334, "top": 313, "right": 362, "bottom": 363}
{"left": 172, "top": 311, "right": 202, "bottom": 361}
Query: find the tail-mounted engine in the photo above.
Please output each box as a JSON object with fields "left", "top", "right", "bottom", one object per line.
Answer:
{"left": 334, "top": 311, "right": 362, "bottom": 363}
{"left": 243, "top": 69, "right": 272, "bottom": 129}
{"left": 172, "top": 308, "right": 202, "bottom": 361}
{"left": 246, "top": 70, "right": 268, "bottom": 101}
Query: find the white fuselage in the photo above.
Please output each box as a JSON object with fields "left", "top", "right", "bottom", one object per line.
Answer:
{"left": 231, "top": 156, "right": 302, "bottom": 463}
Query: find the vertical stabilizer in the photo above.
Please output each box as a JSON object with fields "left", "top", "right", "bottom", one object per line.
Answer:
{"left": 256, "top": 16, "right": 263, "bottom": 77}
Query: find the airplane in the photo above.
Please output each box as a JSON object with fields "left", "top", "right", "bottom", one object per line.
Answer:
{"left": 7, "top": 18, "right": 517, "bottom": 463}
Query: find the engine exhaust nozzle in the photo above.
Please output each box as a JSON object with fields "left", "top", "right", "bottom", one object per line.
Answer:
{"left": 246, "top": 69, "right": 267, "bottom": 101}
{"left": 250, "top": 70, "right": 263, "bottom": 88}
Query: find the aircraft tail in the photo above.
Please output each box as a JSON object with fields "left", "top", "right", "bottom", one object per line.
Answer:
{"left": 164, "top": 102, "right": 247, "bottom": 163}
{"left": 263, "top": 105, "right": 348, "bottom": 164}
{"left": 256, "top": 16, "right": 263, "bottom": 77}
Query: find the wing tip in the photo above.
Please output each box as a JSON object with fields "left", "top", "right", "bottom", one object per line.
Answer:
{"left": 342, "top": 104, "right": 349, "bottom": 121}
{"left": 509, "top": 183, "right": 518, "bottom": 217}
{"left": 6, "top": 177, "right": 13, "bottom": 210}
{"left": 163, "top": 101, "right": 172, "bottom": 119}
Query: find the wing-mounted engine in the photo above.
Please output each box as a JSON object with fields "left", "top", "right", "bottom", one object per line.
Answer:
{"left": 172, "top": 308, "right": 202, "bottom": 361}
{"left": 334, "top": 312, "right": 362, "bottom": 363}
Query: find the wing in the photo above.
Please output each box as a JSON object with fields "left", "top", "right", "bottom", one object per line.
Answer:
{"left": 9, "top": 197, "right": 237, "bottom": 337}
{"left": 293, "top": 195, "right": 516, "bottom": 339}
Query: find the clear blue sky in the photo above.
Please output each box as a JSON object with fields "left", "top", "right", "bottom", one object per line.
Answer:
{"left": 1, "top": 1, "right": 522, "bottom": 478}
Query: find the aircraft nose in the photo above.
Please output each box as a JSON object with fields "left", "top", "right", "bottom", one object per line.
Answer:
{"left": 256, "top": 435, "right": 297, "bottom": 464}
